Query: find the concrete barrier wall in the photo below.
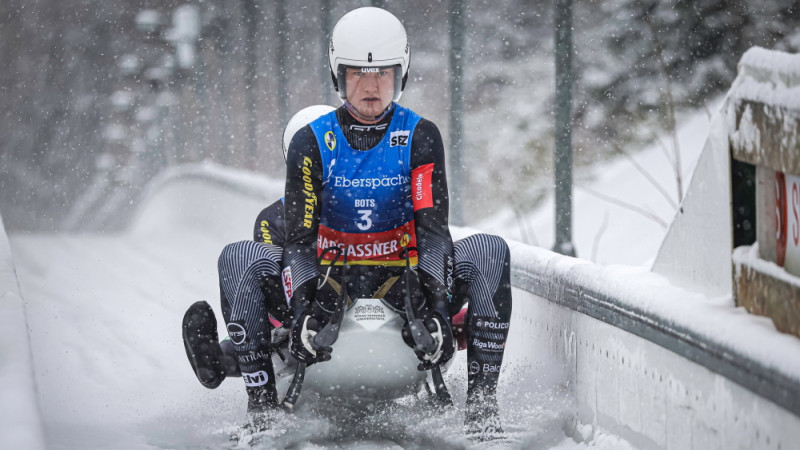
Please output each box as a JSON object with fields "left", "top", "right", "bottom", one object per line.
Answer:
{"left": 0, "top": 211, "right": 46, "bottom": 449}
{"left": 508, "top": 239, "right": 800, "bottom": 449}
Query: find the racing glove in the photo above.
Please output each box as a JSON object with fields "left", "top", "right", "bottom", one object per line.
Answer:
{"left": 290, "top": 312, "right": 332, "bottom": 365}
{"left": 403, "top": 312, "right": 455, "bottom": 371}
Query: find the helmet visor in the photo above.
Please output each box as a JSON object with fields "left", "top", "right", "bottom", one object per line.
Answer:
{"left": 337, "top": 64, "right": 403, "bottom": 103}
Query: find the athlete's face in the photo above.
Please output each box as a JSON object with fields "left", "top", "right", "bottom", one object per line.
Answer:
{"left": 345, "top": 66, "right": 395, "bottom": 122}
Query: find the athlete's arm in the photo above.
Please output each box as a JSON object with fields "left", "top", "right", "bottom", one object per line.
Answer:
{"left": 253, "top": 199, "right": 286, "bottom": 246}
{"left": 410, "top": 118, "right": 454, "bottom": 318}
{"left": 283, "top": 126, "right": 323, "bottom": 320}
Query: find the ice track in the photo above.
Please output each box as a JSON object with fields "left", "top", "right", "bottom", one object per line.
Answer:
{"left": 7, "top": 165, "right": 637, "bottom": 449}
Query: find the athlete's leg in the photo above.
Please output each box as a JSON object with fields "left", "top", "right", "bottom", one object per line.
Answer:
{"left": 452, "top": 233, "right": 512, "bottom": 433}
{"left": 218, "top": 240, "right": 285, "bottom": 414}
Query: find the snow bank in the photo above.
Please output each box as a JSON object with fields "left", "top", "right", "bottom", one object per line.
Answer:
{"left": 128, "top": 162, "right": 283, "bottom": 241}
{"left": 728, "top": 47, "right": 800, "bottom": 170}
{"left": 0, "top": 210, "right": 45, "bottom": 449}
{"left": 733, "top": 47, "right": 800, "bottom": 107}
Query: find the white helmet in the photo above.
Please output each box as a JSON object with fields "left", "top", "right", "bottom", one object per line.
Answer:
{"left": 282, "top": 104, "right": 336, "bottom": 161}
{"left": 328, "top": 7, "right": 410, "bottom": 102}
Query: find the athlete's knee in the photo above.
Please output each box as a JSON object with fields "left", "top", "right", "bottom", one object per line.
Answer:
{"left": 477, "top": 233, "right": 510, "bottom": 263}
{"left": 218, "top": 240, "right": 282, "bottom": 277}
{"left": 218, "top": 241, "right": 250, "bottom": 271}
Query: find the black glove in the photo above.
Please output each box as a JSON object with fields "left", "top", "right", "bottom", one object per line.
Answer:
{"left": 290, "top": 312, "right": 332, "bottom": 365}
{"left": 403, "top": 312, "right": 455, "bottom": 371}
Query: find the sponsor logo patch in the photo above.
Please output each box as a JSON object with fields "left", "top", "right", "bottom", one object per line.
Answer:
{"left": 259, "top": 220, "right": 273, "bottom": 244}
{"left": 317, "top": 234, "right": 399, "bottom": 260}
{"left": 301, "top": 157, "right": 316, "bottom": 229}
{"left": 411, "top": 163, "right": 434, "bottom": 211}
{"left": 238, "top": 351, "right": 267, "bottom": 364}
{"left": 354, "top": 303, "right": 386, "bottom": 322}
{"left": 227, "top": 322, "right": 247, "bottom": 345}
{"left": 332, "top": 174, "right": 410, "bottom": 189}
{"left": 472, "top": 338, "right": 506, "bottom": 352}
{"left": 242, "top": 370, "right": 269, "bottom": 387}
{"left": 324, "top": 131, "right": 336, "bottom": 151}
{"left": 483, "top": 363, "right": 502, "bottom": 373}
{"left": 469, "top": 361, "right": 481, "bottom": 375}
{"left": 389, "top": 130, "right": 410, "bottom": 147}
{"left": 474, "top": 317, "right": 510, "bottom": 331}
{"left": 282, "top": 267, "right": 293, "bottom": 306}
{"left": 350, "top": 123, "right": 388, "bottom": 132}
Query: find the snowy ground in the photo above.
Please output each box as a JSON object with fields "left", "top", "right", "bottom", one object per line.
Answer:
{"left": 2, "top": 105, "right": 716, "bottom": 448}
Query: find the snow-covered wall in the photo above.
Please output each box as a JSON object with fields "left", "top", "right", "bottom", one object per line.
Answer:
{"left": 0, "top": 210, "right": 46, "bottom": 449}
{"left": 509, "top": 239, "right": 800, "bottom": 449}
{"left": 128, "top": 162, "right": 283, "bottom": 240}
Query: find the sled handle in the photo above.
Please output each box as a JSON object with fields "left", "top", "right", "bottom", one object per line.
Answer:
{"left": 400, "top": 245, "right": 453, "bottom": 407}
{"left": 431, "top": 365, "right": 453, "bottom": 407}
{"left": 282, "top": 247, "right": 348, "bottom": 412}
{"left": 282, "top": 361, "right": 306, "bottom": 412}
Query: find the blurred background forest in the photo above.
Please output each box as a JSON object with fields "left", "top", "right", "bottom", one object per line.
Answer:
{"left": 1, "top": 0, "right": 799, "bottom": 232}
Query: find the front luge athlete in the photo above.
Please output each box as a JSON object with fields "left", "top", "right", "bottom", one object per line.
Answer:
{"left": 183, "top": 101, "right": 511, "bottom": 438}
{"left": 282, "top": 7, "right": 512, "bottom": 435}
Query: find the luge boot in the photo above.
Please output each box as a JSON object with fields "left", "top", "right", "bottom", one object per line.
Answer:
{"left": 182, "top": 301, "right": 225, "bottom": 389}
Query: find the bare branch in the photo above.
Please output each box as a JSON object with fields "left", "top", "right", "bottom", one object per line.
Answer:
{"left": 575, "top": 183, "right": 668, "bottom": 229}
{"left": 591, "top": 211, "right": 610, "bottom": 263}
{"left": 507, "top": 193, "right": 538, "bottom": 246}
{"left": 642, "top": 5, "right": 683, "bottom": 202}
{"left": 618, "top": 147, "right": 678, "bottom": 209}
{"left": 515, "top": 206, "right": 539, "bottom": 246}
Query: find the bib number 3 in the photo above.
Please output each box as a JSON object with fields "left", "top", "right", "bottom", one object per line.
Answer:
{"left": 356, "top": 209, "right": 373, "bottom": 231}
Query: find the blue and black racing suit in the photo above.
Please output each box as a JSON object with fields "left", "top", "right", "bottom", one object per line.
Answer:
{"left": 281, "top": 104, "right": 512, "bottom": 395}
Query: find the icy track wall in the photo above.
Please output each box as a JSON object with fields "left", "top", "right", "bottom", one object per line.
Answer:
{"left": 0, "top": 209, "right": 46, "bottom": 449}
{"left": 128, "top": 162, "right": 283, "bottom": 240}
{"left": 508, "top": 239, "right": 800, "bottom": 450}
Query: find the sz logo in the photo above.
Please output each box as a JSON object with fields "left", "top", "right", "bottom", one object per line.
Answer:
{"left": 389, "top": 130, "right": 410, "bottom": 147}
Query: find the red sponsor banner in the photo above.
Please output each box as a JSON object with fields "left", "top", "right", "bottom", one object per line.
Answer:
{"left": 412, "top": 163, "right": 434, "bottom": 211}
{"left": 317, "top": 221, "right": 417, "bottom": 265}
{"left": 281, "top": 267, "right": 293, "bottom": 304}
